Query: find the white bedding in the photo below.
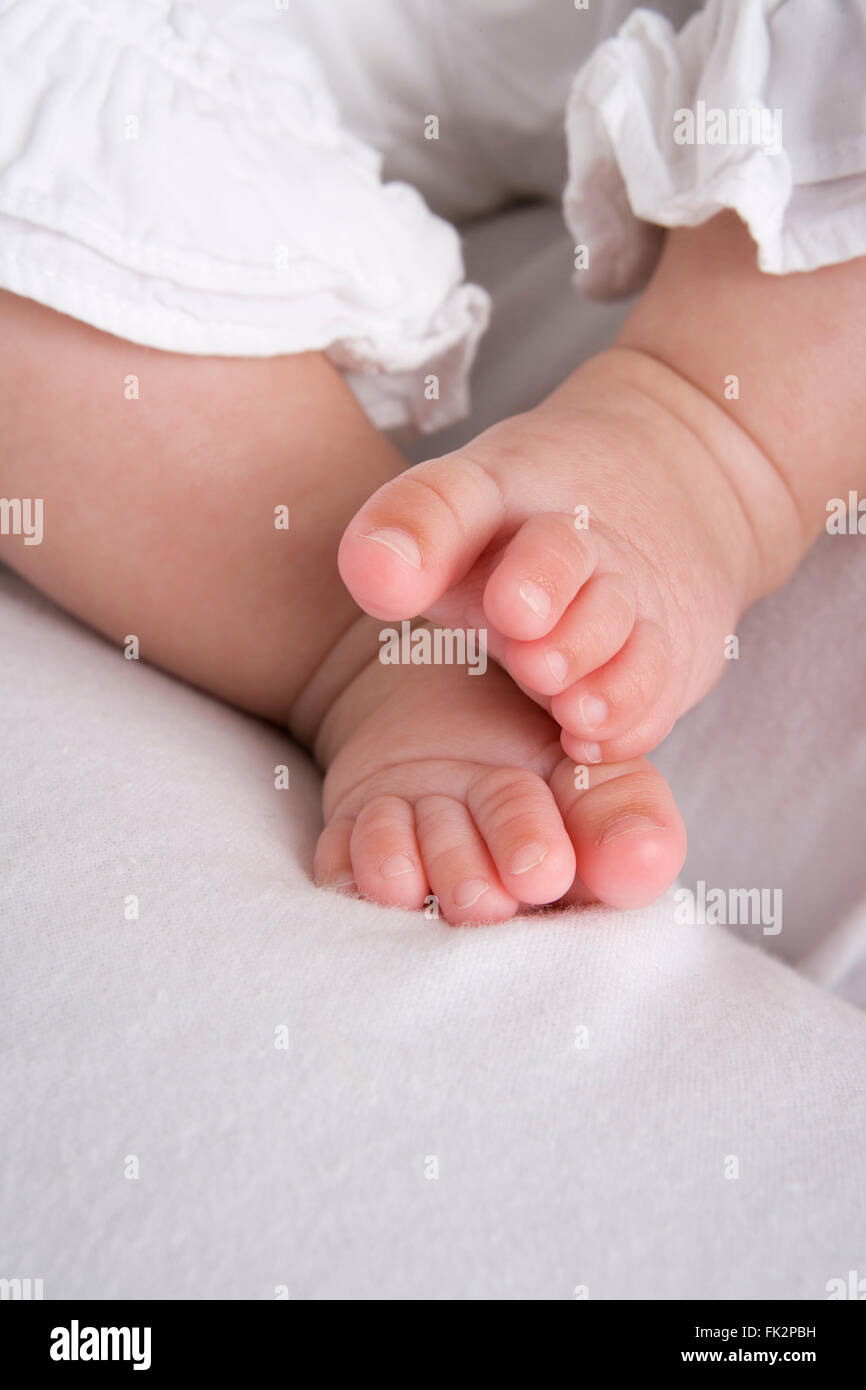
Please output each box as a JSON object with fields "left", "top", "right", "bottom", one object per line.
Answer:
{"left": 2, "top": 203, "right": 865, "bottom": 1299}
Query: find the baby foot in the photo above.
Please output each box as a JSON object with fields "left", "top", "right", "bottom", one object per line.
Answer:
{"left": 312, "top": 628, "right": 685, "bottom": 924}
{"left": 338, "top": 348, "right": 767, "bottom": 765}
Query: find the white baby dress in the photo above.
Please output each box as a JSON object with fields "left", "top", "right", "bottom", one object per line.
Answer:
{"left": 0, "top": 0, "right": 864, "bottom": 434}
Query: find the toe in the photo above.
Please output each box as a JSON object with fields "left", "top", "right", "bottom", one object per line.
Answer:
{"left": 550, "top": 757, "right": 686, "bottom": 909}
{"left": 338, "top": 452, "right": 506, "bottom": 620}
{"left": 561, "top": 701, "right": 681, "bottom": 764}
{"left": 467, "top": 766, "right": 576, "bottom": 905}
{"left": 313, "top": 817, "right": 357, "bottom": 894}
{"left": 349, "top": 795, "right": 428, "bottom": 909}
{"left": 414, "top": 794, "right": 518, "bottom": 925}
{"left": 505, "top": 572, "right": 635, "bottom": 696}
{"left": 483, "top": 513, "right": 597, "bottom": 640}
{"left": 552, "top": 619, "right": 671, "bottom": 740}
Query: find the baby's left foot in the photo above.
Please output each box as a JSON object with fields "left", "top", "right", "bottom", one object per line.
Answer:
{"left": 339, "top": 348, "right": 793, "bottom": 764}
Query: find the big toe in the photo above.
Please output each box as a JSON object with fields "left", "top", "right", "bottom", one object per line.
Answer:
{"left": 550, "top": 757, "right": 686, "bottom": 909}
{"left": 338, "top": 452, "right": 506, "bottom": 619}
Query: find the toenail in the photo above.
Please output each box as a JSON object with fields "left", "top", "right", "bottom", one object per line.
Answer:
{"left": 380, "top": 853, "right": 416, "bottom": 878}
{"left": 581, "top": 743, "right": 603, "bottom": 764}
{"left": 597, "top": 814, "right": 667, "bottom": 846}
{"left": 546, "top": 648, "right": 570, "bottom": 687}
{"left": 508, "top": 842, "right": 548, "bottom": 875}
{"left": 519, "top": 580, "right": 551, "bottom": 618}
{"left": 454, "top": 878, "right": 489, "bottom": 908}
{"left": 579, "top": 695, "right": 608, "bottom": 730}
{"left": 361, "top": 528, "right": 422, "bottom": 569}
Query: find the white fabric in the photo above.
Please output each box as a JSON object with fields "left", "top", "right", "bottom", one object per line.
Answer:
{"left": 0, "top": 0, "right": 488, "bottom": 432}
{"left": 3, "top": 1, "right": 864, "bottom": 431}
{"left": 2, "top": 204, "right": 866, "bottom": 1299}
{"left": 563, "top": 0, "right": 866, "bottom": 297}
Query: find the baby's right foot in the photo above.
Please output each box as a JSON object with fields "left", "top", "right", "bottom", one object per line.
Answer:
{"left": 308, "top": 620, "right": 685, "bottom": 924}
{"left": 338, "top": 348, "right": 801, "bottom": 766}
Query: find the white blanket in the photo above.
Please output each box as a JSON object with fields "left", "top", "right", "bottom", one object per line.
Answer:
{"left": 2, "top": 203, "right": 865, "bottom": 1299}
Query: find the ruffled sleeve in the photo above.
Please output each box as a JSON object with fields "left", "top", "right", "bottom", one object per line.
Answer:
{"left": 0, "top": 0, "right": 488, "bottom": 432}
{"left": 562, "top": 0, "right": 866, "bottom": 298}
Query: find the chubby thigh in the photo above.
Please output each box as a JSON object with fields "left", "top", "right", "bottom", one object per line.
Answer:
{"left": 0, "top": 290, "right": 406, "bottom": 722}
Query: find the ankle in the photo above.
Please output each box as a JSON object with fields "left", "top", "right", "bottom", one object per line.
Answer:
{"left": 578, "top": 344, "right": 811, "bottom": 606}
{"left": 600, "top": 347, "right": 810, "bottom": 605}
{"left": 287, "top": 612, "right": 384, "bottom": 757}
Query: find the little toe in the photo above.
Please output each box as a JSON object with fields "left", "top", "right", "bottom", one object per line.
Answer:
{"left": 483, "top": 513, "right": 597, "bottom": 641}
{"left": 550, "top": 757, "right": 686, "bottom": 909}
{"left": 314, "top": 817, "right": 357, "bottom": 894}
{"left": 414, "top": 794, "right": 518, "bottom": 925}
{"left": 349, "top": 795, "right": 428, "bottom": 909}
{"left": 552, "top": 619, "right": 671, "bottom": 741}
{"left": 467, "top": 766, "right": 576, "bottom": 905}
{"left": 561, "top": 701, "right": 681, "bottom": 765}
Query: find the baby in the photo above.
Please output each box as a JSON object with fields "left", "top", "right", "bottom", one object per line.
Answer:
{"left": 1, "top": 2, "right": 863, "bottom": 924}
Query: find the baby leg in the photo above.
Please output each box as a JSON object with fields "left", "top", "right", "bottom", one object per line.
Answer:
{"left": 0, "top": 290, "right": 396, "bottom": 723}
{"left": 0, "top": 291, "right": 685, "bottom": 918}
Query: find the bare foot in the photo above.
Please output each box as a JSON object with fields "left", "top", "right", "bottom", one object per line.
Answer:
{"left": 338, "top": 347, "right": 774, "bottom": 766}
{"left": 0, "top": 293, "right": 690, "bottom": 924}
{"left": 312, "top": 623, "right": 686, "bottom": 924}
